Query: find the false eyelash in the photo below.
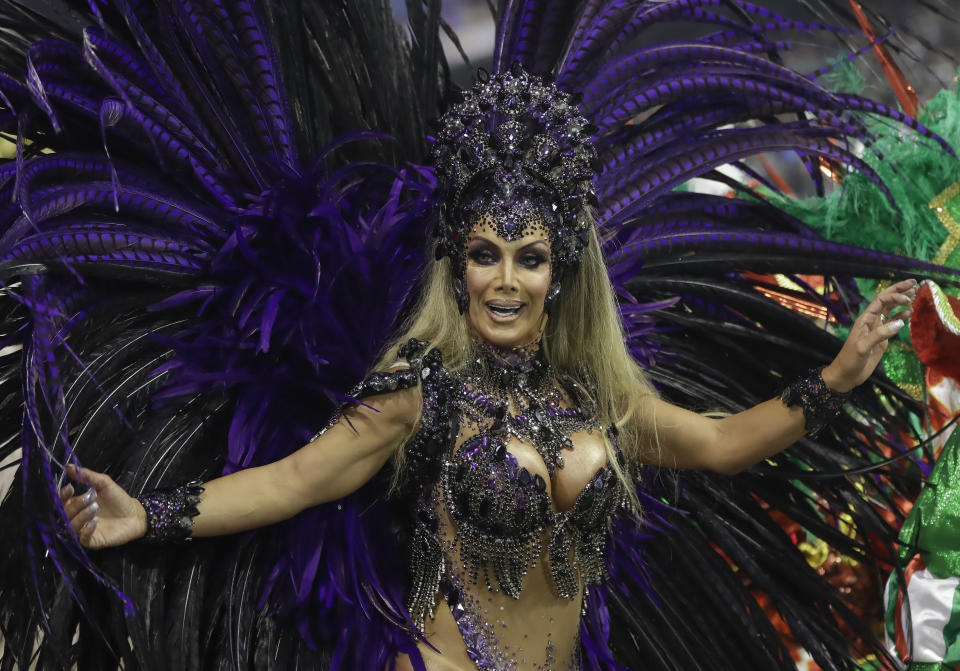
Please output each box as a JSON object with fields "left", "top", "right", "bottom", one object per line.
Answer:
{"left": 467, "top": 248, "right": 498, "bottom": 263}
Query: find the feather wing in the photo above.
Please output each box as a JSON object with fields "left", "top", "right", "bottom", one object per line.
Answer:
{"left": 488, "top": 1, "right": 959, "bottom": 668}
{"left": 0, "top": 1, "right": 445, "bottom": 669}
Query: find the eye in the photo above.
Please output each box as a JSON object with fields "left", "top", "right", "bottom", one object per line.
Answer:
{"left": 467, "top": 247, "right": 498, "bottom": 265}
{"left": 519, "top": 252, "right": 548, "bottom": 269}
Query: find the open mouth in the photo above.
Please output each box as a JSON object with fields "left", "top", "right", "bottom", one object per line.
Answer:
{"left": 486, "top": 302, "right": 524, "bottom": 319}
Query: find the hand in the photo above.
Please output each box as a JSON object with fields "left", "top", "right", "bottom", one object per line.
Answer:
{"left": 59, "top": 464, "right": 147, "bottom": 549}
{"left": 821, "top": 278, "right": 917, "bottom": 393}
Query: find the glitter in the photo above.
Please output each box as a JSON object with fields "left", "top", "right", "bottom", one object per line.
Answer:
{"left": 136, "top": 482, "right": 204, "bottom": 544}
{"left": 431, "top": 65, "right": 600, "bottom": 310}
{"left": 780, "top": 367, "right": 851, "bottom": 436}
{"left": 355, "top": 338, "right": 617, "bottom": 668}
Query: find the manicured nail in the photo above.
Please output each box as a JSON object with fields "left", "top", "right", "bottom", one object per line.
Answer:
{"left": 80, "top": 489, "right": 97, "bottom": 505}
{"left": 887, "top": 319, "right": 905, "bottom": 332}
{"left": 82, "top": 517, "right": 98, "bottom": 532}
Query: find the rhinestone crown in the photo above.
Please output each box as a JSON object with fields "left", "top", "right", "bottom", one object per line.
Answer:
{"left": 430, "top": 63, "right": 600, "bottom": 278}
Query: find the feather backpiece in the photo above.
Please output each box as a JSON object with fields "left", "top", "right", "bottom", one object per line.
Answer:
{"left": 492, "top": 1, "right": 959, "bottom": 668}
{"left": 0, "top": 1, "right": 444, "bottom": 669}
{"left": 0, "top": 1, "right": 957, "bottom": 670}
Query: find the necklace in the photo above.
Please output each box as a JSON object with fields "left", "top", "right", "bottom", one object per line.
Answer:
{"left": 426, "top": 339, "right": 614, "bottom": 670}
{"left": 455, "top": 338, "right": 598, "bottom": 475}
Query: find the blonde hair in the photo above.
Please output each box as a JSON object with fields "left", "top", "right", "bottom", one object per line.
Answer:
{"left": 375, "top": 226, "right": 659, "bottom": 502}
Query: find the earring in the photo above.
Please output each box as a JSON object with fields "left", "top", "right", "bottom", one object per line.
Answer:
{"left": 453, "top": 278, "right": 470, "bottom": 314}
{"left": 544, "top": 281, "right": 561, "bottom": 310}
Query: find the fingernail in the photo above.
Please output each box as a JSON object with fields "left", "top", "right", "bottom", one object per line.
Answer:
{"left": 82, "top": 517, "right": 98, "bottom": 532}
{"left": 80, "top": 489, "right": 97, "bottom": 505}
{"left": 888, "top": 319, "right": 905, "bottom": 331}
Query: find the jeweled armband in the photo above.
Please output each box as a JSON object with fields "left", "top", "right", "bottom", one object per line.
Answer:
{"left": 136, "top": 482, "right": 204, "bottom": 543}
{"left": 780, "top": 368, "right": 851, "bottom": 437}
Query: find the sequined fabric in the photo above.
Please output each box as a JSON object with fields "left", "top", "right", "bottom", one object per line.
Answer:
{"left": 457, "top": 338, "right": 598, "bottom": 475}
{"left": 136, "top": 481, "right": 204, "bottom": 544}
{"left": 431, "top": 64, "right": 599, "bottom": 282}
{"left": 354, "top": 339, "right": 628, "bottom": 669}
{"left": 441, "top": 433, "right": 622, "bottom": 601}
{"left": 780, "top": 367, "right": 851, "bottom": 436}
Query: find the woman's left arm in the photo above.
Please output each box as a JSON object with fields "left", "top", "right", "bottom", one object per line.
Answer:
{"left": 648, "top": 279, "right": 917, "bottom": 474}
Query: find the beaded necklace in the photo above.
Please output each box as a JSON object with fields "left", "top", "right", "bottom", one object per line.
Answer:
{"left": 456, "top": 338, "right": 599, "bottom": 475}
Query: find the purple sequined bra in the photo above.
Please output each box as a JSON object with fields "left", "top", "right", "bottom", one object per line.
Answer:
{"left": 351, "top": 339, "right": 630, "bottom": 669}
{"left": 443, "top": 433, "right": 620, "bottom": 600}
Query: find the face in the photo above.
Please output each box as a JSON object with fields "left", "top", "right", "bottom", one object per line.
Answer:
{"left": 464, "top": 221, "right": 552, "bottom": 348}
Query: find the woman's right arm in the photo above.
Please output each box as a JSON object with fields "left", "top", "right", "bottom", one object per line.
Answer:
{"left": 60, "top": 384, "right": 421, "bottom": 549}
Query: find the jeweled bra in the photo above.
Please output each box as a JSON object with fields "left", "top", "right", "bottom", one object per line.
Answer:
{"left": 349, "top": 340, "right": 629, "bottom": 643}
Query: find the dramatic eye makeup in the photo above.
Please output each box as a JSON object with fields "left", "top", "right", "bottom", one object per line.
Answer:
{"left": 518, "top": 245, "right": 549, "bottom": 269}
{"left": 466, "top": 237, "right": 549, "bottom": 268}
{"left": 466, "top": 240, "right": 499, "bottom": 265}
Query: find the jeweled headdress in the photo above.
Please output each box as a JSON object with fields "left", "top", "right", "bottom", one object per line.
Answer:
{"left": 430, "top": 63, "right": 600, "bottom": 306}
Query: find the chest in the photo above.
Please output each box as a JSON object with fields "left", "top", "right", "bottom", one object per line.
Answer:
{"left": 437, "top": 389, "right": 624, "bottom": 601}
{"left": 441, "top": 367, "right": 622, "bottom": 545}
{"left": 456, "top": 365, "right": 610, "bottom": 490}
{"left": 455, "top": 425, "right": 609, "bottom": 512}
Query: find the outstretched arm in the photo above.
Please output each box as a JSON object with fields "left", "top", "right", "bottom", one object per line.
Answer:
{"left": 645, "top": 279, "right": 916, "bottom": 474}
{"left": 60, "top": 385, "right": 420, "bottom": 548}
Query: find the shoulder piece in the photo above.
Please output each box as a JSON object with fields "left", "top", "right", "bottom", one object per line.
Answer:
{"left": 345, "top": 339, "right": 437, "bottom": 400}
{"left": 344, "top": 338, "right": 434, "bottom": 401}
{"left": 349, "top": 367, "right": 420, "bottom": 399}
{"left": 396, "top": 339, "right": 458, "bottom": 490}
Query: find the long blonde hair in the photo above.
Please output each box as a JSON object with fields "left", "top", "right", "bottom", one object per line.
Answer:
{"left": 375, "top": 226, "right": 659, "bottom": 500}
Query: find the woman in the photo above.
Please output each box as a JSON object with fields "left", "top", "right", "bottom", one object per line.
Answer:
{"left": 57, "top": 67, "right": 919, "bottom": 670}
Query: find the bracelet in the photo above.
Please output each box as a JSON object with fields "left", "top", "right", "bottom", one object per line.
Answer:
{"left": 780, "top": 367, "right": 851, "bottom": 437}
{"left": 136, "top": 481, "right": 204, "bottom": 544}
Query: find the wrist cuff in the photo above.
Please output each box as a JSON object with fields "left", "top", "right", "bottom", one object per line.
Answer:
{"left": 136, "top": 482, "right": 204, "bottom": 544}
{"left": 780, "top": 367, "right": 851, "bottom": 436}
